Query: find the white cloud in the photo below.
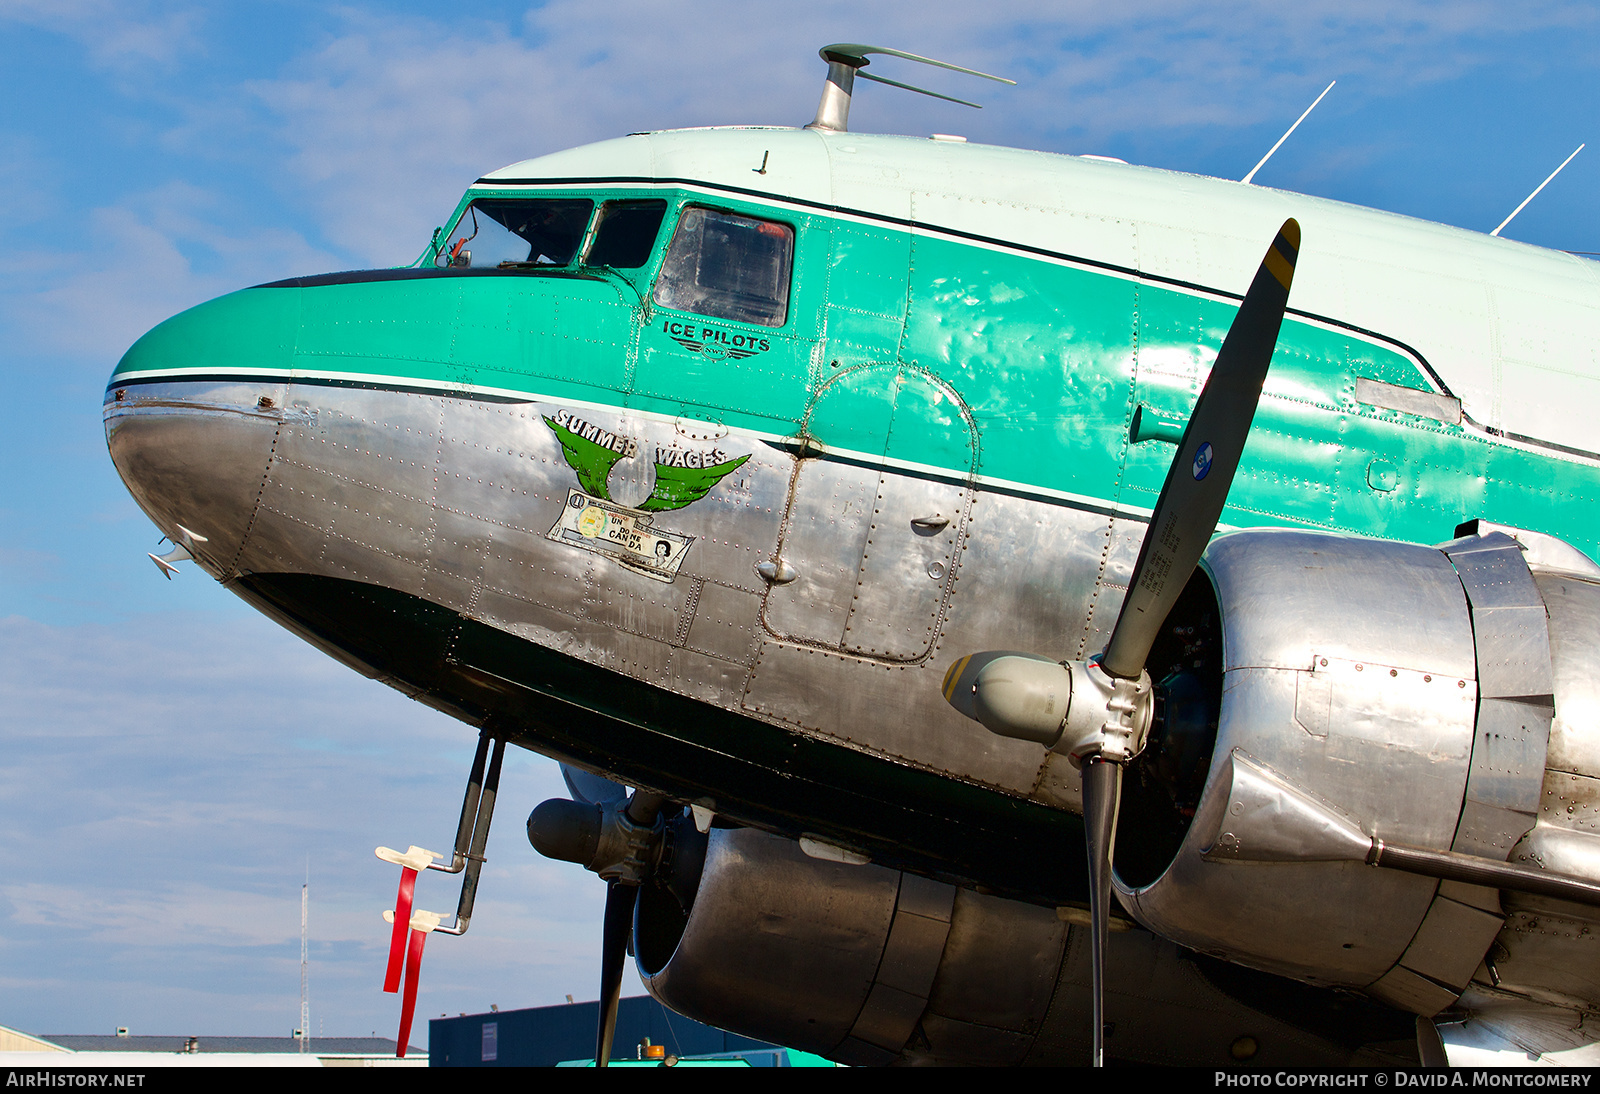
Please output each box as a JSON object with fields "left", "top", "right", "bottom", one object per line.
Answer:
{"left": 0, "top": 610, "right": 629, "bottom": 1034}
{"left": 6, "top": 882, "right": 308, "bottom": 947}
{"left": 0, "top": 182, "right": 339, "bottom": 362}
{"left": 0, "top": 0, "right": 202, "bottom": 72}
{"left": 979, "top": 0, "right": 1599, "bottom": 144}
{"left": 233, "top": 0, "right": 1600, "bottom": 265}
{"left": 5, "top": 0, "right": 1600, "bottom": 1041}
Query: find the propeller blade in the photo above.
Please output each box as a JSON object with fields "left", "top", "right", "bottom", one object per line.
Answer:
{"left": 1081, "top": 757, "right": 1122, "bottom": 1068}
{"left": 562, "top": 763, "right": 628, "bottom": 806}
{"left": 595, "top": 879, "right": 634, "bottom": 1067}
{"left": 1101, "top": 219, "right": 1300, "bottom": 679}
{"left": 592, "top": 789, "right": 668, "bottom": 1067}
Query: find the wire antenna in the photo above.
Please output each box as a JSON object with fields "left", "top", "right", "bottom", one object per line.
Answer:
{"left": 1492, "top": 144, "right": 1584, "bottom": 237}
{"left": 300, "top": 867, "right": 309, "bottom": 1054}
{"left": 1242, "top": 81, "right": 1336, "bottom": 185}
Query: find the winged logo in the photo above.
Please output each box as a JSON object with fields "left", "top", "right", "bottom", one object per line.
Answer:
{"left": 669, "top": 334, "right": 760, "bottom": 360}
{"left": 544, "top": 413, "right": 748, "bottom": 513}
{"left": 637, "top": 453, "right": 750, "bottom": 512}
{"left": 544, "top": 415, "right": 632, "bottom": 498}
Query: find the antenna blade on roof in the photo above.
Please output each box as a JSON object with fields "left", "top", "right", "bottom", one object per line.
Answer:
{"left": 858, "top": 70, "right": 984, "bottom": 109}
{"left": 1242, "top": 80, "right": 1336, "bottom": 186}
{"left": 820, "top": 43, "right": 1014, "bottom": 84}
{"left": 1492, "top": 143, "right": 1584, "bottom": 237}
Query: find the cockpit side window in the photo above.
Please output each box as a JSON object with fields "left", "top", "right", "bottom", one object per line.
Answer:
{"left": 652, "top": 207, "right": 794, "bottom": 328}
{"left": 439, "top": 199, "right": 594, "bottom": 268}
{"left": 585, "top": 200, "right": 668, "bottom": 269}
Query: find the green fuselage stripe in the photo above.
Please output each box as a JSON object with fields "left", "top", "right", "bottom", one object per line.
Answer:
{"left": 110, "top": 189, "right": 1600, "bottom": 560}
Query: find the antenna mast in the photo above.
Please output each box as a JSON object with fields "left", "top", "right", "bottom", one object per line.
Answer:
{"left": 1242, "top": 81, "right": 1336, "bottom": 185}
{"left": 1492, "top": 144, "right": 1584, "bottom": 237}
{"left": 300, "top": 880, "right": 309, "bottom": 1054}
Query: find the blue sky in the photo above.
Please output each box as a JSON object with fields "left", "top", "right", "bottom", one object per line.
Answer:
{"left": 1, "top": 0, "right": 1597, "bottom": 1044}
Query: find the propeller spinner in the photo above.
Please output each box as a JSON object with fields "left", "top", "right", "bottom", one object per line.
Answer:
{"left": 942, "top": 219, "right": 1300, "bottom": 1066}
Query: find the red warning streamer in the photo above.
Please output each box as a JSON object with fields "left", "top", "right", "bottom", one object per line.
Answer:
{"left": 383, "top": 867, "right": 417, "bottom": 994}
{"left": 396, "top": 925, "right": 428, "bottom": 1058}
{"left": 375, "top": 846, "right": 443, "bottom": 1058}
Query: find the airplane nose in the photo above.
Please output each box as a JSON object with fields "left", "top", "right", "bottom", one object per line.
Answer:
{"left": 105, "top": 287, "right": 298, "bottom": 579}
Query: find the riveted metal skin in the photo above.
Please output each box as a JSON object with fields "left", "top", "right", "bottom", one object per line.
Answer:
{"left": 1117, "top": 530, "right": 1483, "bottom": 995}
{"left": 230, "top": 382, "right": 788, "bottom": 688}
{"left": 117, "top": 370, "right": 1067, "bottom": 819}
{"left": 103, "top": 372, "right": 1122, "bottom": 900}
{"left": 762, "top": 362, "right": 976, "bottom": 662}
{"left": 1439, "top": 531, "right": 1555, "bottom": 862}
{"left": 639, "top": 827, "right": 1418, "bottom": 1065}
{"left": 1468, "top": 564, "right": 1600, "bottom": 1030}
{"left": 1113, "top": 526, "right": 1600, "bottom": 1024}
{"left": 104, "top": 380, "right": 287, "bottom": 578}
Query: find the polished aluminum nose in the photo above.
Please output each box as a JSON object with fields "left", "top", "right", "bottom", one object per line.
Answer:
{"left": 105, "top": 288, "right": 297, "bottom": 580}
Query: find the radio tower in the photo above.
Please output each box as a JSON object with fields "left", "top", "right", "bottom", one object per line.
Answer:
{"left": 300, "top": 879, "right": 309, "bottom": 1054}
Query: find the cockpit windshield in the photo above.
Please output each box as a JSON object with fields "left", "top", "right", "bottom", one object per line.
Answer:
{"left": 438, "top": 199, "right": 594, "bottom": 268}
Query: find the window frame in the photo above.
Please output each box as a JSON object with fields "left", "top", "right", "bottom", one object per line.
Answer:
{"left": 649, "top": 204, "right": 797, "bottom": 330}
{"left": 433, "top": 196, "right": 600, "bottom": 270}
{"left": 579, "top": 198, "right": 672, "bottom": 271}
{"left": 422, "top": 191, "right": 804, "bottom": 333}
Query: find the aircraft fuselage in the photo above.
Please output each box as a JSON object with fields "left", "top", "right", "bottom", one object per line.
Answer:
{"left": 104, "top": 126, "right": 1600, "bottom": 906}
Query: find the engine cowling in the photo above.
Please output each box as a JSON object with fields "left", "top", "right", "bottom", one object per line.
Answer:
{"left": 634, "top": 825, "right": 1067, "bottom": 1066}
{"left": 634, "top": 825, "right": 1423, "bottom": 1065}
{"left": 1113, "top": 523, "right": 1600, "bottom": 1019}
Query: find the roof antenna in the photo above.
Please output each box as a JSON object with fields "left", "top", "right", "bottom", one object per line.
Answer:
{"left": 1492, "top": 143, "right": 1584, "bottom": 237}
{"left": 806, "top": 43, "right": 1014, "bottom": 133}
{"left": 1241, "top": 80, "right": 1336, "bottom": 185}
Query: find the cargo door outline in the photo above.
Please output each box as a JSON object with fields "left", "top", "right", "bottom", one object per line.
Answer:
{"left": 762, "top": 361, "right": 976, "bottom": 662}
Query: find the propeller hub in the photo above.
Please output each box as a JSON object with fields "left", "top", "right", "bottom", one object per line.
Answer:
{"left": 956, "top": 653, "right": 1153, "bottom": 767}
{"left": 530, "top": 777, "right": 687, "bottom": 1070}
{"left": 1071, "top": 662, "right": 1153, "bottom": 768}
{"left": 969, "top": 654, "right": 1072, "bottom": 745}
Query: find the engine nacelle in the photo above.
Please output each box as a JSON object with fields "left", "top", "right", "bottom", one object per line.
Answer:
{"left": 1115, "top": 524, "right": 1600, "bottom": 1018}
{"left": 634, "top": 825, "right": 1067, "bottom": 1066}
{"left": 632, "top": 824, "right": 1422, "bottom": 1066}
{"left": 628, "top": 523, "right": 1600, "bottom": 1060}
